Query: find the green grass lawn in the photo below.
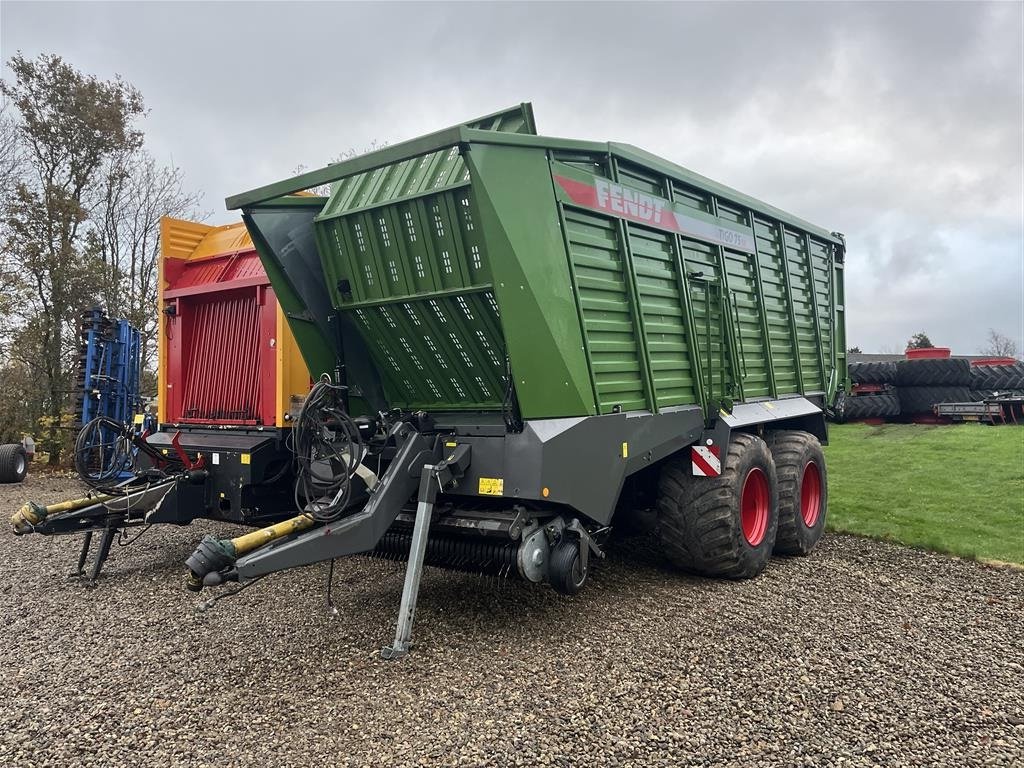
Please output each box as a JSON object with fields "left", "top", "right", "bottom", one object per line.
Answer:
{"left": 823, "top": 423, "right": 1024, "bottom": 564}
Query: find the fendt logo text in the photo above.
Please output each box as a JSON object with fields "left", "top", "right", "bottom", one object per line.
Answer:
{"left": 594, "top": 178, "right": 666, "bottom": 226}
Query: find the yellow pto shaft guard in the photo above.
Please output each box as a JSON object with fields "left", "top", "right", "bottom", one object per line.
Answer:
{"left": 184, "top": 513, "right": 315, "bottom": 590}
{"left": 11, "top": 495, "right": 116, "bottom": 535}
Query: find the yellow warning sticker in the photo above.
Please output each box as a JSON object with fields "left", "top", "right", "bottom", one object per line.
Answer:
{"left": 240, "top": 453, "right": 251, "bottom": 465}
{"left": 621, "top": 442, "right": 629, "bottom": 458}
{"left": 478, "top": 477, "right": 504, "bottom": 496}
{"left": 132, "top": 414, "right": 144, "bottom": 425}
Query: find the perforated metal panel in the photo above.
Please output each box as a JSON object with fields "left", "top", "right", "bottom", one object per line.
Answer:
{"left": 180, "top": 293, "right": 264, "bottom": 423}
{"left": 316, "top": 179, "right": 505, "bottom": 411}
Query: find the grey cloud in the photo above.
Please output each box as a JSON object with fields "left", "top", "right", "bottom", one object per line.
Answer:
{"left": 2, "top": 0, "right": 1021, "bottom": 354}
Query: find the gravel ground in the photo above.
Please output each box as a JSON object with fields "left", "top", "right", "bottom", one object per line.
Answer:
{"left": 0, "top": 473, "right": 1021, "bottom": 767}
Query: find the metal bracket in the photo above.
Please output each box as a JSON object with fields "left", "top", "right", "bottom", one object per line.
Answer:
{"left": 381, "top": 444, "right": 471, "bottom": 660}
{"left": 566, "top": 518, "right": 605, "bottom": 573}
{"left": 170, "top": 431, "right": 205, "bottom": 471}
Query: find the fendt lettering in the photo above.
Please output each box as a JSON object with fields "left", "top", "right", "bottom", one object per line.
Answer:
{"left": 594, "top": 178, "right": 666, "bottom": 225}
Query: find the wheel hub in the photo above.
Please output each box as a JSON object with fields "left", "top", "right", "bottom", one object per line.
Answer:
{"left": 800, "top": 461, "right": 822, "bottom": 527}
{"left": 741, "top": 468, "right": 769, "bottom": 546}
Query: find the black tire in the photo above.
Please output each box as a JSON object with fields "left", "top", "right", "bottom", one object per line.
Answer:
{"left": 766, "top": 431, "right": 827, "bottom": 556}
{"left": 843, "top": 391, "right": 900, "bottom": 420}
{"left": 848, "top": 361, "right": 897, "bottom": 385}
{"left": 656, "top": 433, "right": 778, "bottom": 580}
{"left": 970, "top": 363, "right": 1024, "bottom": 391}
{"left": 894, "top": 358, "right": 971, "bottom": 387}
{"left": 0, "top": 444, "right": 28, "bottom": 483}
{"left": 898, "top": 386, "right": 972, "bottom": 415}
{"left": 548, "top": 541, "right": 587, "bottom": 595}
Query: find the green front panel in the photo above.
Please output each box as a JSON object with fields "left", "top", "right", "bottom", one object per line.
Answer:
{"left": 320, "top": 147, "right": 471, "bottom": 221}
{"left": 466, "top": 145, "right": 595, "bottom": 418}
{"left": 316, "top": 175, "right": 505, "bottom": 411}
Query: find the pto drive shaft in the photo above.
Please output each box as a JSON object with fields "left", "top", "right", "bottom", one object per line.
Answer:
{"left": 11, "top": 495, "right": 116, "bottom": 534}
{"left": 184, "top": 513, "right": 315, "bottom": 590}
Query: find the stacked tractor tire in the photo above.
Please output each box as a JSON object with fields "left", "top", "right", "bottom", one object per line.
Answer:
{"left": 840, "top": 358, "right": 1024, "bottom": 422}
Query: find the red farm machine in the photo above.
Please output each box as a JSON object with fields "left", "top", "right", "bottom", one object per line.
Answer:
{"left": 10, "top": 216, "right": 312, "bottom": 581}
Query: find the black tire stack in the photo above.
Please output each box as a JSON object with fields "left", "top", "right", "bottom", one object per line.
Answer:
{"left": 895, "top": 358, "right": 973, "bottom": 416}
{"left": 841, "top": 361, "right": 899, "bottom": 421}
{"left": 840, "top": 356, "right": 1022, "bottom": 422}
{"left": 969, "top": 362, "right": 1024, "bottom": 401}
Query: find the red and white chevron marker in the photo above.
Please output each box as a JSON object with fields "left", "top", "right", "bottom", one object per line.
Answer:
{"left": 691, "top": 444, "right": 722, "bottom": 477}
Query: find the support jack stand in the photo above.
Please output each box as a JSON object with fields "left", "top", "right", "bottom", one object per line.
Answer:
{"left": 381, "top": 444, "right": 470, "bottom": 660}
{"left": 72, "top": 527, "right": 117, "bottom": 586}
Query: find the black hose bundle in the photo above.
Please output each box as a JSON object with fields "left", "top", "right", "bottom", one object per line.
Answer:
{"left": 74, "top": 416, "right": 182, "bottom": 492}
{"left": 74, "top": 416, "right": 138, "bottom": 487}
{"left": 292, "top": 376, "right": 364, "bottom": 522}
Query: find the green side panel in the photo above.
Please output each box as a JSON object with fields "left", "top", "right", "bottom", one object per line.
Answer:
{"left": 679, "top": 240, "right": 731, "bottom": 407}
{"left": 466, "top": 145, "right": 595, "bottom": 418}
{"left": 783, "top": 227, "right": 824, "bottom": 392}
{"left": 723, "top": 250, "right": 770, "bottom": 399}
{"left": 549, "top": 157, "right": 842, "bottom": 414}
{"left": 751, "top": 215, "right": 801, "bottom": 393}
{"left": 627, "top": 225, "right": 699, "bottom": 409}
{"left": 563, "top": 208, "right": 647, "bottom": 414}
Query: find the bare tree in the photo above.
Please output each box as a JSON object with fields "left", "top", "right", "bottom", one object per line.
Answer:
{"left": 0, "top": 102, "right": 20, "bottom": 199}
{"left": 89, "top": 150, "right": 205, "bottom": 370}
{"left": 291, "top": 140, "right": 388, "bottom": 196}
{"left": 982, "top": 329, "right": 1018, "bottom": 358}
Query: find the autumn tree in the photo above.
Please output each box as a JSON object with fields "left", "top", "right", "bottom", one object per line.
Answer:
{"left": 0, "top": 54, "right": 204, "bottom": 455}
{"left": 1, "top": 53, "right": 144, "bottom": 460}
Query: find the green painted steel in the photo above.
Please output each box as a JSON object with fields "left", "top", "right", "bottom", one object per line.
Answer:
{"left": 230, "top": 104, "right": 846, "bottom": 421}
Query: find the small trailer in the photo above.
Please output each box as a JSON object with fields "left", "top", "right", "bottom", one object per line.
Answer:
{"left": 934, "top": 397, "right": 1024, "bottom": 425}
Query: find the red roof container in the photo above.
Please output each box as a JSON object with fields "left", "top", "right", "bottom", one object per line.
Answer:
{"left": 904, "top": 347, "right": 951, "bottom": 359}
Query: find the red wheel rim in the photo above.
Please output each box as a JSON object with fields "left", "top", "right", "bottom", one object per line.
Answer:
{"left": 741, "top": 468, "right": 770, "bottom": 546}
{"left": 801, "top": 461, "right": 822, "bottom": 527}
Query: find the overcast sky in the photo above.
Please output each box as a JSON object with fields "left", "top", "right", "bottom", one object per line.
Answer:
{"left": 3, "top": 1, "right": 1022, "bottom": 354}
